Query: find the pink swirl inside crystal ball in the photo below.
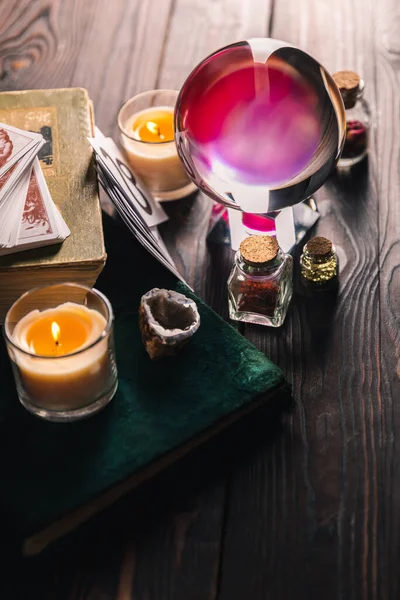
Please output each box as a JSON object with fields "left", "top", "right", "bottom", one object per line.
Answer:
{"left": 179, "top": 52, "right": 321, "bottom": 186}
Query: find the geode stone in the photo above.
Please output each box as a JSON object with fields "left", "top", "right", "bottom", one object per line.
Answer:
{"left": 139, "top": 288, "right": 200, "bottom": 360}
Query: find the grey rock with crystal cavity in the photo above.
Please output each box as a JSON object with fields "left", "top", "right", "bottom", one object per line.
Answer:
{"left": 139, "top": 288, "right": 200, "bottom": 360}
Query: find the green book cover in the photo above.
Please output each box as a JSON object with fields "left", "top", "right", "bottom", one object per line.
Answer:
{"left": 0, "top": 214, "right": 289, "bottom": 556}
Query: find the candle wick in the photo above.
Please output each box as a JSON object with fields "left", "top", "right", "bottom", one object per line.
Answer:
{"left": 146, "top": 121, "right": 163, "bottom": 138}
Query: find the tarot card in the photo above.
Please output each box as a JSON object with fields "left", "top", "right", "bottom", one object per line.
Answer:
{"left": 96, "top": 165, "right": 188, "bottom": 286}
{"left": 53, "top": 204, "right": 71, "bottom": 239}
{"left": 0, "top": 159, "right": 70, "bottom": 255}
{"left": 0, "top": 163, "right": 18, "bottom": 194}
{"left": 89, "top": 127, "right": 189, "bottom": 286}
{"left": 88, "top": 129, "right": 168, "bottom": 228}
{"left": 0, "top": 122, "right": 43, "bottom": 179}
{"left": 0, "top": 166, "right": 32, "bottom": 248}
{"left": 17, "top": 159, "right": 69, "bottom": 244}
{"left": 0, "top": 138, "right": 45, "bottom": 207}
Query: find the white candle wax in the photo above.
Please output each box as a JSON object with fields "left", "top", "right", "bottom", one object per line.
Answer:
{"left": 11, "top": 302, "right": 111, "bottom": 411}
{"left": 120, "top": 106, "right": 192, "bottom": 197}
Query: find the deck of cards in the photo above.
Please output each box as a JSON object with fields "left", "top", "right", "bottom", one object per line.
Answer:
{"left": 0, "top": 123, "right": 70, "bottom": 256}
{"left": 89, "top": 128, "right": 188, "bottom": 287}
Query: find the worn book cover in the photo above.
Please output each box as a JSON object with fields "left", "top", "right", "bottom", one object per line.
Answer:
{"left": 0, "top": 88, "right": 106, "bottom": 319}
{"left": 0, "top": 215, "right": 290, "bottom": 557}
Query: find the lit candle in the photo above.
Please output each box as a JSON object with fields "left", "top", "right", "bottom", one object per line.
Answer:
{"left": 118, "top": 90, "right": 196, "bottom": 201}
{"left": 132, "top": 108, "right": 175, "bottom": 144}
{"left": 10, "top": 302, "right": 112, "bottom": 413}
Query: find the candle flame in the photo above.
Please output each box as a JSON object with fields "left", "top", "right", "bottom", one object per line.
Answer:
{"left": 146, "top": 121, "right": 160, "bottom": 135}
{"left": 51, "top": 321, "right": 60, "bottom": 344}
{"left": 146, "top": 120, "right": 165, "bottom": 139}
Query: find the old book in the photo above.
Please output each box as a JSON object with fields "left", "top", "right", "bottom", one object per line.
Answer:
{"left": 0, "top": 214, "right": 290, "bottom": 557}
{"left": 0, "top": 88, "right": 106, "bottom": 321}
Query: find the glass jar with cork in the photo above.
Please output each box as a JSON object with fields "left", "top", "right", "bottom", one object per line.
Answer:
{"left": 300, "top": 236, "right": 339, "bottom": 290}
{"left": 333, "top": 70, "right": 370, "bottom": 167}
{"left": 227, "top": 235, "right": 293, "bottom": 327}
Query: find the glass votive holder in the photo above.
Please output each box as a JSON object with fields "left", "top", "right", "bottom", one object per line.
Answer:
{"left": 3, "top": 283, "right": 118, "bottom": 422}
{"left": 117, "top": 89, "right": 197, "bottom": 201}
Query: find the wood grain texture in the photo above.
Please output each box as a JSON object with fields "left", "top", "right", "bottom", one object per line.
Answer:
{"left": 0, "top": 0, "right": 59, "bottom": 87}
{"left": 1, "top": 0, "right": 399, "bottom": 598}
{"left": 0, "top": 1, "right": 271, "bottom": 599}
{"left": 158, "top": 0, "right": 272, "bottom": 302}
{"left": 221, "top": 0, "right": 385, "bottom": 599}
{"left": 127, "top": 3, "right": 273, "bottom": 599}
{"left": 157, "top": 0, "right": 272, "bottom": 90}
{"left": 375, "top": 1, "right": 400, "bottom": 598}
{"left": 0, "top": 0, "right": 174, "bottom": 134}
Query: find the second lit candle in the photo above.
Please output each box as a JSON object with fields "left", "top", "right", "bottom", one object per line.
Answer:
{"left": 118, "top": 89, "right": 196, "bottom": 201}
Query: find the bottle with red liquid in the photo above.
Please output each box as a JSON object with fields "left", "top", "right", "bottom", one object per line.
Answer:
{"left": 227, "top": 235, "right": 293, "bottom": 327}
{"left": 333, "top": 70, "right": 370, "bottom": 167}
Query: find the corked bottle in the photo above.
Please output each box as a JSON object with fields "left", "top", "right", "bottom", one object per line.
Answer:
{"left": 333, "top": 70, "right": 370, "bottom": 167}
{"left": 300, "top": 236, "right": 338, "bottom": 290}
{"left": 227, "top": 235, "right": 293, "bottom": 327}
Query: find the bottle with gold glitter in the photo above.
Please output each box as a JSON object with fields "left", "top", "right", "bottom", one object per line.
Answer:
{"left": 300, "top": 236, "right": 338, "bottom": 290}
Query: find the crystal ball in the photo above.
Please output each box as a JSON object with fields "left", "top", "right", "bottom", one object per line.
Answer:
{"left": 175, "top": 39, "right": 345, "bottom": 213}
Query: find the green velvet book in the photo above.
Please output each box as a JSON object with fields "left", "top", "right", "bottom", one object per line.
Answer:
{"left": 0, "top": 214, "right": 288, "bottom": 557}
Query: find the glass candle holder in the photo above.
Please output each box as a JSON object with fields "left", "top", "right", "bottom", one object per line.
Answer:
{"left": 117, "top": 89, "right": 197, "bottom": 201}
{"left": 3, "top": 283, "right": 118, "bottom": 422}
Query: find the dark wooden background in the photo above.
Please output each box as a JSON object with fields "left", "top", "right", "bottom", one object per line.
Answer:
{"left": 1, "top": 0, "right": 400, "bottom": 598}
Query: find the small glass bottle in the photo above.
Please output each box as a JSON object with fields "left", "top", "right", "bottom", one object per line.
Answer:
{"left": 300, "top": 236, "right": 338, "bottom": 290}
{"left": 333, "top": 70, "right": 370, "bottom": 167}
{"left": 227, "top": 235, "right": 293, "bottom": 327}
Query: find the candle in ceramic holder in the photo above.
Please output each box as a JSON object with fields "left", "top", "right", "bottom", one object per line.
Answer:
{"left": 118, "top": 89, "right": 196, "bottom": 201}
{"left": 4, "top": 283, "right": 118, "bottom": 422}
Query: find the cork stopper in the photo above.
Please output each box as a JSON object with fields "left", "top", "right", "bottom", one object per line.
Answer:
{"left": 304, "top": 236, "right": 333, "bottom": 259}
{"left": 240, "top": 235, "right": 279, "bottom": 266}
{"left": 333, "top": 70, "right": 363, "bottom": 109}
{"left": 333, "top": 70, "right": 360, "bottom": 92}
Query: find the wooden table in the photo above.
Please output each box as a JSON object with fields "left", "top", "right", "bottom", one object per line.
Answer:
{"left": 1, "top": 0, "right": 399, "bottom": 598}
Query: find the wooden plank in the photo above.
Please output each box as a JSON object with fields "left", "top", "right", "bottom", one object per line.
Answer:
{"left": 69, "top": 0, "right": 175, "bottom": 137}
{"left": 0, "top": 1, "right": 169, "bottom": 599}
{"left": 0, "top": 1, "right": 272, "bottom": 599}
{"left": 0, "top": 0, "right": 60, "bottom": 89}
{"left": 158, "top": 0, "right": 273, "bottom": 90}
{"left": 219, "top": 0, "right": 384, "bottom": 598}
{"left": 0, "top": 0, "right": 174, "bottom": 136}
{"left": 0, "top": 0, "right": 174, "bottom": 222}
{"left": 159, "top": 0, "right": 272, "bottom": 301}
{"left": 374, "top": 2, "right": 400, "bottom": 598}
{"left": 128, "top": 2, "right": 273, "bottom": 600}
